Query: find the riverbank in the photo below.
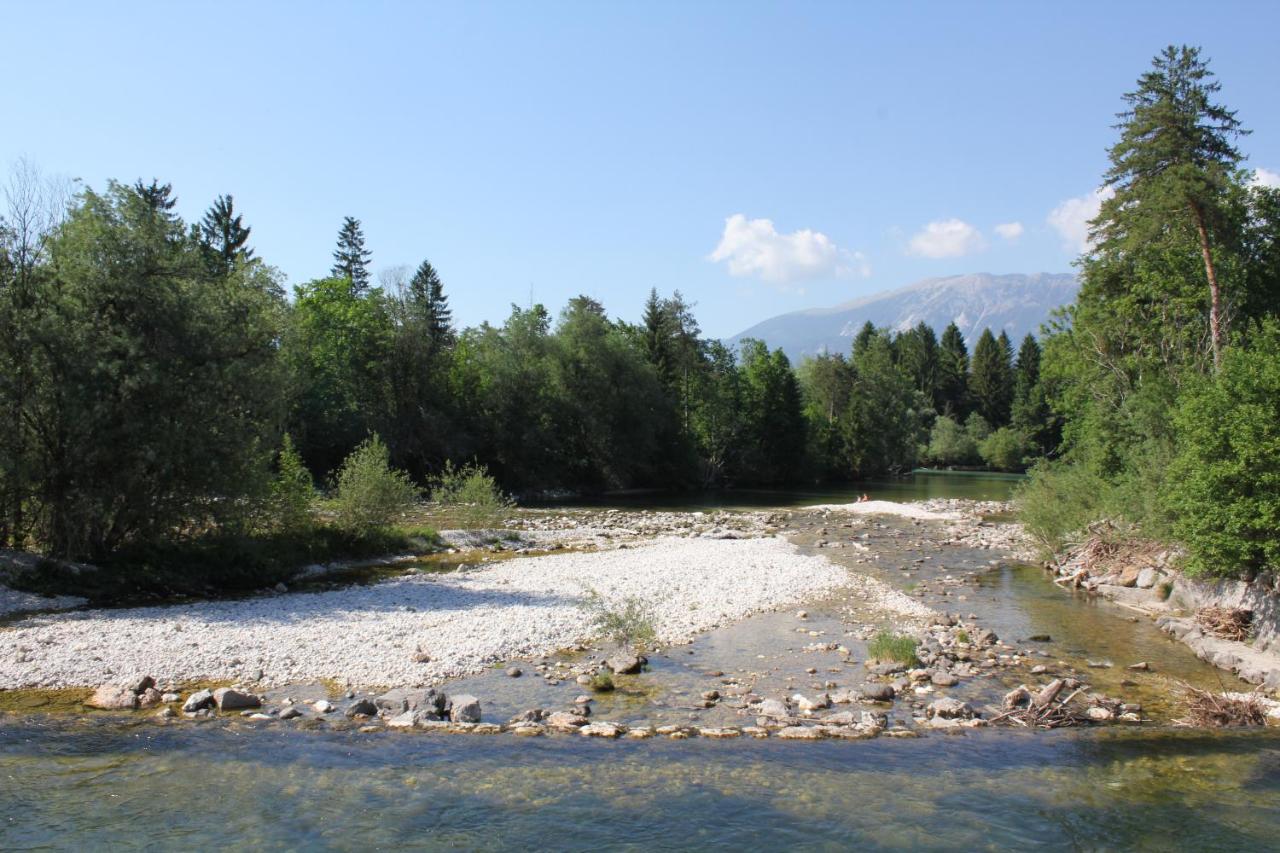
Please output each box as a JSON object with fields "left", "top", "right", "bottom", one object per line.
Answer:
{"left": 1044, "top": 532, "right": 1280, "bottom": 690}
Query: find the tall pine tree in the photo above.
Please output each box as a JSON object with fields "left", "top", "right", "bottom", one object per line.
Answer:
{"left": 200, "top": 194, "right": 253, "bottom": 269}
{"left": 408, "top": 259, "right": 453, "bottom": 349}
{"left": 969, "top": 328, "right": 1015, "bottom": 427}
{"left": 332, "top": 216, "right": 372, "bottom": 294}
{"left": 937, "top": 322, "right": 970, "bottom": 417}
{"left": 1097, "top": 45, "right": 1247, "bottom": 371}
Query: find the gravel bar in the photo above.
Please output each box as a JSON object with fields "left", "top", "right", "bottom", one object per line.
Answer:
{"left": 1, "top": 535, "right": 853, "bottom": 690}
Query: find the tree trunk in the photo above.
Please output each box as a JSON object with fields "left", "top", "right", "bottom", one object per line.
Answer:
{"left": 1191, "top": 202, "right": 1224, "bottom": 372}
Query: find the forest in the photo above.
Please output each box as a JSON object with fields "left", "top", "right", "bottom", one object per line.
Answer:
{"left": 0, "top": 168, "right": 1049, "bottom": 565}
{"left": 3, "top": 45, "right": 1278, "bottom": 589}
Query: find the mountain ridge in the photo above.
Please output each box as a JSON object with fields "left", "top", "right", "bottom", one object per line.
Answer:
{"left": 727, "top": 272, "right": 1078, "bottom": 362}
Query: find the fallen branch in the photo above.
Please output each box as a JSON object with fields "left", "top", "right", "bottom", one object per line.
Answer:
{"left": 1174, "top": 681, "right": 1268, "bottom": 727}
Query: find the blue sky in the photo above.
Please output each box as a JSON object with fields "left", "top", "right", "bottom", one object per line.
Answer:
{"left": 5, "top": 1, "right": 1279, "bottom": 337}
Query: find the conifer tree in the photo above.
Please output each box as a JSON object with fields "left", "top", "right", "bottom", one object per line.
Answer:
{"left": 200, "top": 194, "right": 253, "bottom": 269}
{"left": 332, "top": 216, "right": 372, "bottom": 294}
{"left": 969, "top": 328, "right": 1014, "bottom": 427}
{"left": 408, "top": 259, "right": 453, "bottom": 348}
{"left": 937, "top": 322, "right": 970, "bottom": 417}
{"left": 1097, "top": 45, "right": 1247, "bottom": 371}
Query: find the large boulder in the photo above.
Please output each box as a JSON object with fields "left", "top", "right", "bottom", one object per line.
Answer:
{"left": 375, "top": 687, "right": 447, "bottom": 717}
{"left": 757, "top": 698, "right": 790, "bottom": 718}
{"left": 345, "top": 698, "right": 379, "bottom": 718}
{"left": 182, "top": 689, "right": 216, "bottom": 713}
{"left": 545, "top": 711, "right": 588, "bottom": 731}
{"left": 449, "top": 694, "right": 482, "bottom": 724}
{"left": 857, "top": 683, "right": 895, "bottom": 702}
{"left": 86, "top": 684, "right": 139, "bottom": 711}
{"left": 213, "top": 688, "right": 261, "bottom": 711}
{"left": 927, "top": 697, "right": 975, "bottom": 720}
{"left": 605, "top": 654, "right": 645, "bottom": 675}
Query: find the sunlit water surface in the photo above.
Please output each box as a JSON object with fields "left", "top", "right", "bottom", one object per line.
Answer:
{"left": 4, "top": 723, "right": 1279, "bottom": 851}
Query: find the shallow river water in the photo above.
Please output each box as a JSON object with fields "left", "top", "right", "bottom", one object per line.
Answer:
{"left": 4, "top": 722, "right": 1280, "bottom": 850}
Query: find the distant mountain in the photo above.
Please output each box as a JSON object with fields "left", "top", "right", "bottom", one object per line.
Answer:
{"left": 727, "top": 272, "right": 1078, "bottom": 362}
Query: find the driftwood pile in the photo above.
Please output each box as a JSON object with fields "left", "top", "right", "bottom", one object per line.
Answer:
{"left": 1195, "top": 606, "right": 1253, "bottom": 642}
{"left": 990, "top": 678, "right": 1092, "bottom": 728}
{"left": 1175, "top": 681, "right": 1269, "bottom": 727}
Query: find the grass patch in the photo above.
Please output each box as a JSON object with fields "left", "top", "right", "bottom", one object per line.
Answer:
{"left": 589, "top": 672, "right": 615, "bottom": 692}
{"left": 955, "top": 629, "right": 971, "bottom": 644}
{"left": 867, "top": 631, "right": 919, "bottom": 666}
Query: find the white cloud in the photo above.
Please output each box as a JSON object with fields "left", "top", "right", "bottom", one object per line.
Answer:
{"left": 709, "top": 214, "right": 869, "bottom": 284}
{"left": 906, "top": 218, "right": 986, "bottom": 258}
{"left": 994, "top": 221, "right": 1024, "bottom": 240}
{"left": 1250, "top": 167, "right": 1280, "bottom": 189}
{"left": 1047, "top": 186, "right": 1115, "bottom": 253}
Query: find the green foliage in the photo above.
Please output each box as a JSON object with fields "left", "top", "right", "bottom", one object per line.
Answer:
{"left": 330, "top": 435, "right": 420, "bottom": 536}
{"left": 1163, "top": 323, "right": 1280, "bottom": 577}
{"left": 268, "top": 435, "right": 315, "bottom": 535}
{"left": 283, "top": 275, "right": 396, "bottom": 476}
{"left": 430, "top": 461, "right": 513, "bottom": 528}
{"left": 3, "top": 178, "right": 285, "bottom": 558}
{"left": 867, "top": 631, "right": 919, "bottom": 666}
{"left": 979, "top": 427, "right": 1031, "bottom": 472}
{"left": 589, "top": 672, "right": 615, "bottom": 692}
{"left": 737, "top": 339, "right": 807, "bottom": 483}
{"left": 926, "top": 416, "right": 978, "bottom": 466}
{"left": 582, "top": 590, "right": 658, "bottom": 651}
{"left": 842, "top": 329, "right": 921, "bottom": 477}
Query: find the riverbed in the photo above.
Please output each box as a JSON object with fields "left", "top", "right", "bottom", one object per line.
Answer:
{"left": 3, "top": 474, "right": 1278, "bottom": 849}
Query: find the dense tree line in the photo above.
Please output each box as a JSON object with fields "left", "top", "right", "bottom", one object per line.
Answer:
{"left": 1022, "top": 46, "right": 1280, "bottom": 580}
{"left": 0, "top": 173, "right": 1056, "bottom": 563}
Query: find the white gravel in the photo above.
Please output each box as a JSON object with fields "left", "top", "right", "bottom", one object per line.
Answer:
{"left": 804, "top": 500, "right": 962, "bottom": 521}
{"left": 0, "top": 535, "right": 850, "bottom": 690}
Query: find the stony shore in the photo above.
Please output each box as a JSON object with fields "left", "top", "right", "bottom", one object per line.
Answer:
{"left": 0, "top": 535, "right": 856, "bottom": 690}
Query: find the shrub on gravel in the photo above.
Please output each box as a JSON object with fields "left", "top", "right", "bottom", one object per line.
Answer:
{"left": 267, "top": 434, "right": 316, "bottom": 534}
{"left": 429, "top": 461, "right": 514, "bottom": 528}
{"left": 583, "top": 590, "right": 658, "bottom": 651}
{"left": 331, "top": 435, "right": 420, "bottom": 536}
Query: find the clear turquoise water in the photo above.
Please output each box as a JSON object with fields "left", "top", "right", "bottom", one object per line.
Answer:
{"left": 3, "top": 723, "right": 1279, "bottom": 851}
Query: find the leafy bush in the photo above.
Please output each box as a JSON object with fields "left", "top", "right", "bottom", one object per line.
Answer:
{"left": 1016, "top": 460, "right": 1112, "bottom": 556}
{"left": 979, "top": 427, "right": 1031, "bottom": 471}
{"left": 331, "top": 435, "right": 420, "bottom": 536}
{"left": 964, "top": 412, "right": 992, "bottom": 444}
{"left": 1163, "top": 323, "right": 1280, "bottom": 578}
{"left": 582, "top": 590, "right": 658, "bottom": 650}
{"left": 926, "top": 415, "right": 978, "bottom": 466}
{"left": 430, "top": 461, "right": 514, "bottom": 528}
{"left": 867, "top": 630, "right": 918, "bottom": 665}
{"left": 267, "top": 434, "right": 315, "bottom": 534}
